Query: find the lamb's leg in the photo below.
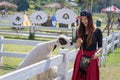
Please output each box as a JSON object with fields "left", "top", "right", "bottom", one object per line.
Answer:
{"left": 36, "top": 67, "right": 57, "bottom": 80}
{"left": 36, "top": 71, "right": 49, "bottom": 80}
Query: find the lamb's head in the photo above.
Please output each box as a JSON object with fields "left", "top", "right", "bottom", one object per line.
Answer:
{"left": 57, "top": 35, "right": 73, "bottom": 49}
{"left": 47, "top": 35, "right": 73, "bottom": 52}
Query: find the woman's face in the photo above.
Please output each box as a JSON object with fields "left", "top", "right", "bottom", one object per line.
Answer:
{"left": 81, "top": 16, "right": 88, "bottom": 27}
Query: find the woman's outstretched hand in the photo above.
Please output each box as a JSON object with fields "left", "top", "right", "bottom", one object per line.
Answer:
{"left": 75, "top": 38, "right": 83, "bottom": 48}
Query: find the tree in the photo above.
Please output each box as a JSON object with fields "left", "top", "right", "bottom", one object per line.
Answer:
{"left": 60, "top": 0, "right": 65, "bottom": 8}
{"left": 75, "top": 0, "right": 96, "bottom": 10}
{"left": 17, "top": 0, "right": 29, "bottom": 11}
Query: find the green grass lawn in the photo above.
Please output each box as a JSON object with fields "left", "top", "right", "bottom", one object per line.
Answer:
{"left": 100, "top": 48, "right": 120, "bottom": 80}
{"left": 0, "top": 44, "right": 34, "bottom": 76}
{"left": 0, "top": 43, "right": 60, "bottom": 76}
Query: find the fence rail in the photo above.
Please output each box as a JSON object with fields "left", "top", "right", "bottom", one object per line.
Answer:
{"left": 0, "top": 26, "right": 73, "bottom": 39}
{"left": 0, "top": 31, "right": 120, "bottom": 80}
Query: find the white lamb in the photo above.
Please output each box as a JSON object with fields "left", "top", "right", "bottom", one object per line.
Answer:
{"left": 17, "top": 35, "right": 72, "bottom": 80}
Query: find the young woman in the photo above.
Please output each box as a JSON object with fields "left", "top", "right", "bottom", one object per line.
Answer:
{"left": 72, "top": 10, "right": 103, "bottom": 80}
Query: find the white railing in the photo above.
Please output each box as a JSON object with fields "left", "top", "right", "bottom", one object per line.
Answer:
{"left": 0, "top": 26, "right": 73, "bottom": 39}
{"left": 0, "top": 31, "right": 120, "bottom": 80}
{"left": 100, "top": 31, "right": 120, "bottom": 64}
{"left": 0, "top": 49, "right": 78, "bottom": 80}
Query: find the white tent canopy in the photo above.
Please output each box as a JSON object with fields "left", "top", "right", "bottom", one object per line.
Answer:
{"left": 101, "top": 5, "right": 120, "bottom": 13}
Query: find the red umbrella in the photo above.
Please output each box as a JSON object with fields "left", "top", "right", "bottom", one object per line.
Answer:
{"left": 101, "top": 5, "right": 120, "bottom": 13}
{"left": 0, "top": 1, "right": 17, "bottom": 8}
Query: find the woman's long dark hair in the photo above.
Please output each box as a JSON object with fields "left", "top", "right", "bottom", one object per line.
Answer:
{"left": 77, "top": 11, "right": 95, "bottom": 47}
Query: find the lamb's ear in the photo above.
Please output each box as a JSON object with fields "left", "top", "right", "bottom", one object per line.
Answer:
{"left": 52, "top": 44, "right": 57, "bottom": 51}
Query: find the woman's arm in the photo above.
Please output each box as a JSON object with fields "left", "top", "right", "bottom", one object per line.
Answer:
{"left": 94, "top": 28, "right": 103, "bottom": 59}
{"left": 93, "top": 47, "right": 102, "bottom": 59}
{"left": 96, "top": 47, "right": 102, "bottom": 54}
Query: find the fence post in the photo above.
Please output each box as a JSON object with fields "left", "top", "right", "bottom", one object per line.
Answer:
{"left": 117, "top": 31, "right": 120, "bottom": 47}
{"left": 57, "top": 49, "right": 69, "bottom": 80}
{"left": 0, "top": 36, "right": 3, "bottom": 65}
{"left": 101, "top": 37, "right": 107, "bottom": 66}
{"left": 110, "top": 32, "right": 114, "bottom": 52}
{"left": 29, "top": 26, "right": 35, "bottom": 40}
{"left": 72, "top": 28, "right": 76, "bottom": 43}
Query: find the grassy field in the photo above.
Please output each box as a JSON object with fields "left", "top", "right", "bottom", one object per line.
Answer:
{"left": 100, "top": 48, "right": 120, "bottom": 80}
{"left": 0, "top": 44, "right": 34, "bottom": 76}
{"left": 0, "top": 44, "right": 60, "bottom": 76}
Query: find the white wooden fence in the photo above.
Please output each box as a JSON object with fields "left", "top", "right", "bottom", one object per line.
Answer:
{"left": 0, "top": 26, "right": 73, "bottom": 39}
{"left": 0, "top": 31, "right": 120, "bottom": 80}
{"left": 100, "top": 31, "right": 120, "bottom": 64}
{"left": 0, "top": 15, "right": 76, "bottom": 39}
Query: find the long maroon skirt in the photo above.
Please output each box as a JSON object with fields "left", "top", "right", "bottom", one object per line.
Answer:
{"left": 72, "top": 50, "right": 99, "bottom": 80}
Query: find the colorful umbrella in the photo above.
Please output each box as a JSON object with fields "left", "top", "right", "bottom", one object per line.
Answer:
{"left": 101, "top": 5, "right": 120, "bottom": 13}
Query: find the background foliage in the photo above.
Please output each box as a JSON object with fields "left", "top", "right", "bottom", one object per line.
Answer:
{"left": 0, "top": 0, "right": 120, "bottom": 12}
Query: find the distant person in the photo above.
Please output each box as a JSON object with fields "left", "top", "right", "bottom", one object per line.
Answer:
{"left": 1, "top": 9, "right": 6, "bottom": 16}
{"left": 51, "top": 14, "right": 57, "bottom": 28}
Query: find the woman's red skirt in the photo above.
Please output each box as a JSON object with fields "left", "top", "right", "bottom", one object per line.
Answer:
{"left": 72, "top": 50, "right": 99, "bottom": 80}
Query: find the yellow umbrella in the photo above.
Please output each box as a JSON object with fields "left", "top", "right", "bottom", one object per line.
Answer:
{"left": 22, "top": 14, "right": 31, "bottom": 27}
